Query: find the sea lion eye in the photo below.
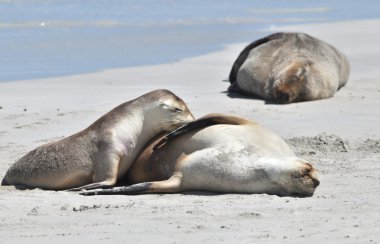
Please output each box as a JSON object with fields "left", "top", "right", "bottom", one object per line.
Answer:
{"left": 159, "top": 102, "right": 182, "bottom": 113}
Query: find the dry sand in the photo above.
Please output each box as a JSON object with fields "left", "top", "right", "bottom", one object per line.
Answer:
{"left": 1, "top": 19, "right": 380, "bottom": 243}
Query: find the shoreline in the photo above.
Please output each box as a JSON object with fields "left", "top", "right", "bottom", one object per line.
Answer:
{"left": 2, "top": 18, "right": 379, "bottom": 84}
{"left": 1, "top": 19, "right": 379, "bottom": 141}
{"left": 1, "top": 18, "right": 380, "bottom": 243}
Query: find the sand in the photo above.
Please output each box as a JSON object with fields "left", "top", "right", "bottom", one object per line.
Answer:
{"left": 1, "top": 19, "right": 380, "bottom": 243}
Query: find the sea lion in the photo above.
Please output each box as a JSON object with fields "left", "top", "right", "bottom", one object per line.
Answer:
{"left": 1, "top": 89, "right": 194, "bottom": 190}
{"left": 82, "top": 114, "right": 319, "bottom": 197}
{"left": 228, "top": 32, "right": 350, "bottom": 103}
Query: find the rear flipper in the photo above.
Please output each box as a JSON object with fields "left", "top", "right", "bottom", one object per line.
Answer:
{"left": 80, "top": 176, "right": 181, "bottom": 196}
{"left": 227, "top": 81, "right": 242, "bottom": 93}
{"left": 1, "top": 177, "right": 9, "bottom": 186}
{"left": 154, "top": 114, "right": 248, "bottom": 150}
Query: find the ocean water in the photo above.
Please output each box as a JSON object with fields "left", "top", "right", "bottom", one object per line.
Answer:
{"left": 0, "top": 0, "right": 379, "bottom": 82}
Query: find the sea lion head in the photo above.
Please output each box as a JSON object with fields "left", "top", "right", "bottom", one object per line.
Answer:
{"left": 272, "top": 158, "right": 319, "bottom": 197}
{"left": 272, "top": 60, "right": 313, "bottom": 103}
{"left": 143, "top": 89, "right": 195, "bottom": 132}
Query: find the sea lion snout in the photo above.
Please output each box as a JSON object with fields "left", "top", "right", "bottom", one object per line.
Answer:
{"left": 285, "top": 160, "right": 320, "bottom": 196}
{"left": 273, "top": 89, "right": 293, "bottom": 103}
{"left": 185, "top": 112, "right": 195, "bottom": 122}
{"left": 299, "top": 162, "right": 320, "bottom": 188}
{"left": 273, "top": 73, "right": 307, "bottom": 103}
{"left": 312, "top": 176, "right": 320, "bottom": 188}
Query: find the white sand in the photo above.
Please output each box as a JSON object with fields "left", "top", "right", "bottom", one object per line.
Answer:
{"left": 1, "top": 19, "right": 380, "bottom": 243}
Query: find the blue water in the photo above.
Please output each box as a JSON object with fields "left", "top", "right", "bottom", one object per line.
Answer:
{"left": 0, "top": 0, "right": 379, "bottom": 82}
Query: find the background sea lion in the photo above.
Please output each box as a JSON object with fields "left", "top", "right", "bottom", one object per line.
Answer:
{"left": 228, "top": 32, "right": 350, "bottom": 103}
{"left": 1, "top": 89, "right": 194, "bottom": 190}
{"left": 82, "top": 114, "right": 319, "bottom": 197}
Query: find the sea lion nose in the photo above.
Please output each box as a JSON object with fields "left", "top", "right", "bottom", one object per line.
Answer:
{"left": 305, "top": 164, "right": 319, "bottom": 188}
{"left": 311, "top": 177, "right": 320, "bottom": 187}
{"left": 299, "top": 162, "right": 320, "bottom": 188}
{"left": 278, "top": 92, "right": 290, "bottom": 103}
{"left": 188, "top": 113, "right": 195, "bottom": 121}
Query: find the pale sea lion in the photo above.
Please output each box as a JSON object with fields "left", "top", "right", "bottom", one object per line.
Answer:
{"left": 228, "top": 32, "right": 350, "bottom": 103}
{"left": 1, "top": 89, "right": 194, "bottom": 190}
{"left": 82, "top": 114, "right": 319, "bottom": 197}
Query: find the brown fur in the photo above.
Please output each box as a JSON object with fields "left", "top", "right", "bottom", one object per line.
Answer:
{"left": 228, "top": 32, "right": 350, "bottom": 103}
{"left": 2, "top": 89, "right": 194, "bottom": 190}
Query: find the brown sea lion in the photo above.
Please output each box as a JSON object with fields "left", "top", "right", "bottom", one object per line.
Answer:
{"left": 1, "top": 89, "right": 194, "bottom": 190}
{"left": 228, "top": 32, "right": 350, "bottom": 103}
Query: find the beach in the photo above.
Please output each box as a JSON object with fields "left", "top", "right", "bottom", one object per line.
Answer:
{"left": 1, "top": 18, "right": 380, "bottom": 243}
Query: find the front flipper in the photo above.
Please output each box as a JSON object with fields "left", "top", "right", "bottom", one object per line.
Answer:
{"left": 69, "top": 151, "right": 120, "bottom": 191}
{"left": 80, "top": 175, "right": 182, "bottom": 196}
{"left": 68, "top": 180, "right": 116, "bottom": 191}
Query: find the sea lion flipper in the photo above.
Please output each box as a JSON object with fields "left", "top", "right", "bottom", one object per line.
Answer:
{"left": 228, "top": 32, "right": 284, "bottom": 83}
{"left": 68, "top": 181, "right": 115, "bottom": 191}
{"left": 153, "top": 114, "right": 248, "bottom": 150}
{"left": 227, "top": 81, "right": 242, "bottom": 93}
{"left": 80, "top": 176, "right": 181, "bottom": 195}
{"left": 1, "top": 177, "right": 9, "bottom": 186}
{"left": 153, "top": 119, "right": 214, "bottom": 150}
{"left": 79, "top": 183, "right": 151, "bottom": 195}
